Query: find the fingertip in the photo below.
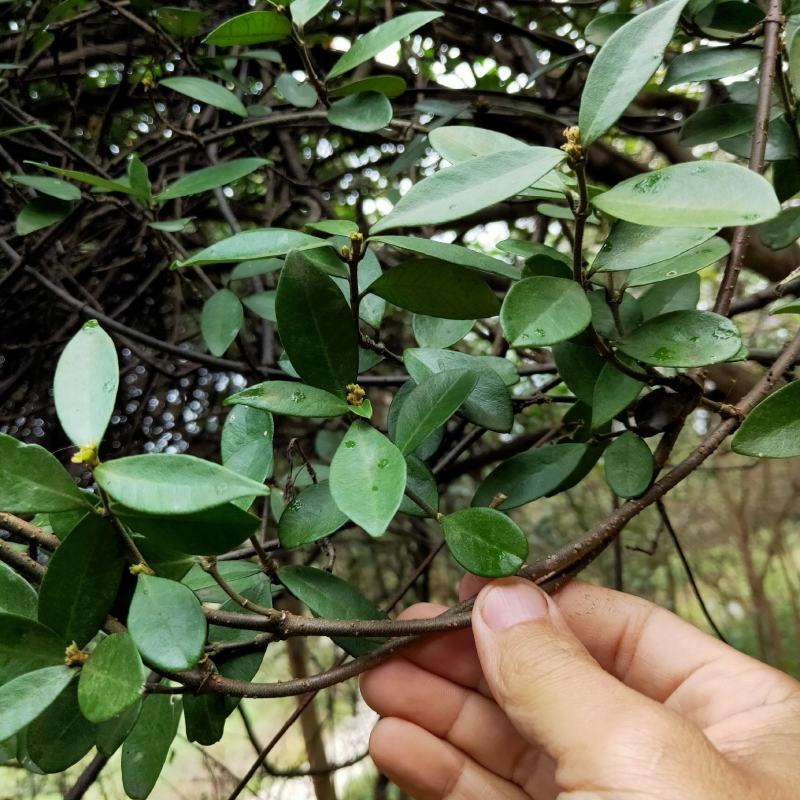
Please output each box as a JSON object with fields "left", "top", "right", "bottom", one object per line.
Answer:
{"left": 459, "top": 573, "right": 489, "bottom": 601}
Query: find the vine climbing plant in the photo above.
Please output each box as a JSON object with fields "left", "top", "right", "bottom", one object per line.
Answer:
{"left": 2, "top": 0, "right": 800, "bottom": 798}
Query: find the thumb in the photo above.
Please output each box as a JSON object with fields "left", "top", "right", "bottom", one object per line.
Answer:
{"left": 472, "top": 578, "right": 666, "bottom": 765}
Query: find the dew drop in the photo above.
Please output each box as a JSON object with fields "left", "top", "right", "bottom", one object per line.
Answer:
{"left": 102, "top": 380, "right": 116, "bottom": 393}
{"left": 291, "top": 390, "right": 306, "bottom": 403}
{"left": 344, "top": 440, "right": 356, "bottom": 448}
{"left": 377, "top": 458, "right": 390, "bottom": 469}
{"left": 665, "top": 270, "right": 678, "bottom": 278}
{"left": 654, "top": 346, "right": 674, "bottom": 362}
{"left": 371, "top": 485, "right": 379, "bottom": 492}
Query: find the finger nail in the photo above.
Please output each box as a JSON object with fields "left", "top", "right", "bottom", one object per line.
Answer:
{"left": 480, "top": 582, "right": 549, "bottom": 632}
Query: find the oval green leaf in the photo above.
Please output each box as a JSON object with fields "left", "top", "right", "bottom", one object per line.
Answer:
{"left": 472, "top": 443, "right": 589, "bottom": 510}
{"left": 276, "top": 250, "right": 358, "bottom": 395}
{"left": 579, "top": 0, "right": 690, "bottom": 145}
{"left": 201, "top": 289, "right": 243, "bottom": 357}
{"left": 160, "top": 77, "right": 247, "bottom": 117}
{"left": 605, "top": 431, "right": 653, "bottom": 498}
{"left": 592, "top": 162, "right": 780, "bottom": 227}
{"left": 204, "top": 10, "right": 291, "bottom": 46}
{"left": 54, "top": 320, "right": 118, "bottom": 450}
{"left": 225, "top": 380, "right": 350, "bottom": 417}
{"left": 732, "top": 381, "right": 800, "bottom": 458}
{"left": 277, "top": 565, "right": 385, "bottom": 656}
{"left": 0, "top": 563, "right": 37, "bottom": 618}
{"left": 329, "top": 421, "right": 406, "bottom": 537}
{"left": 78, "top": 632, "right": 145, "bottom": 723}
{"left": 128, "top": 575, "right": 207, "bottom": 671}
{"left": 0, "top": 666, "right": 75, "bottom": 742}
{"left": 393, "top": 369, "right": 477, "bottom": 455}
{"left": 0, "top": 434, "right": 90, "bottom": 512}
{"left": 278, "top": 481, "right": 348, "bottom": 548}
{"left": 37, "top": 514, "right": 126, "bottom": 647}
{"left": 0, "top": 613, "right": 65, "bottom": 683}
{"left": 327, "top": 91, "right": 393, "bottom": 132}
{"left": 617, "top": 310, "right": 741, "bottom": 367}
{"left": 500, "top": 276, "right": 592, "bottom": 347}
{"left": 95, "top": 453, "right": 269, "bottom": 514}
{"left": 176, "top": 229, "right": 323, "bottom": 267}
{"left": 327, "top": 11, "right": 442, "bottom": 80}
{"left": 442, "top": 507, "right": 528, "bottom": 578}
{"left": 156, "top": 158, "right": 269, "bottom": 202}
{"left": 371, "top": 147, "right": 565, "bottom": 234}
{"left": 625, "top": 236, "right": 730, "bottom": 287}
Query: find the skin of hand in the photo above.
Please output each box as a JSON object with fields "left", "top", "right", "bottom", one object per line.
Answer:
{"left": 360, "top": 577, "right": 800, "bottom": 800}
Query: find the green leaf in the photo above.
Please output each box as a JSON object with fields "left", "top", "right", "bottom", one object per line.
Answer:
{"left": 275, "top": 72, "right": 318, "bottom": 108}
{"left": 371, "top": 147, "right": 565, "bottom": 233}
{"left": 500, "top": 276, "right": 592, "bottom": 347}
{"left": 639, "top": 273, "right": 700, "bottom": 319}
{"left": 225, "top": 380, "right": 351, "bottom": 417}
{"left": 241, "top": 291, "right": 276, "bottom": 320}
{"left": 201, "top": 289, "right": 243, "bottom": 357}
{"left": 592, "top": 363, "right": 644, "bottom": 428}
{"left": 221, "top": 404, "right": 274, "bottom": 489}
{"left": 605, "top": 431, "right": 653, "bottom": 498}
{"left": 23, "top": 160, "right": 131, "bottom": 194}
{"left": 95, "top": 453, "right": 269, "bottom": 514}
{"left": 399, "top": 455, "right": 439, "bottom": 516}
{"left": 770, "top": 296, "right": 800, "bottom": 315}
{"left": 15, "top": 197, "right": 71, "bottom": 235}
{"left": 121, "top": 694, "right": 182, "bottom": 800}
{"left": 114, "top": 504, "right": 259, "bottom": 556}
{"left": 327, "top": 11, "right": 443, "bottom": 80}
{"left": 759, "top": 206, "right": 800, "bottom": 250}
{"left": 26, "top": 681, "right": 95, "bottom": 773}
{"left": 276, "top": 249, "right": 358, "bottom": 395}
{"left": 679, "top": 103, "right": 766, "bottom": 146}
{"left": 96, "top": 699, "right": 142, "bottom": 757}
{"left": 579, "top": 0, "right": 690, "bottom": 145}
{"left": 329, "top": 75, "right": 407, "bottom": 98}
{"left": 154, "top": 6, "right": 205, "bottom": 37}
{"left": 0, "top": 434, "right": 91, "bottom": 512}
{"left": 329, "top": 421, "right": 406, "bottom": 537}
{"left": 0, "top": 666, "right": 75, "bottom": 742}
{"left": 588, "top": 290, "right": 642, "bottom": 340}
{"left": 148, "top": 217, "right": 194, "bottom": 232}
{"left": 427, "top": 127, "right": 569, "bottom": 196}
{"left": 732, "top": 381, "right": 800, "bottom": 457}
{"left": 156, "top": 158, "right": 269, "bottom": 202}
{"left": 663, "top": 45, "right": 761, "bottom": 86}
{"left": 0, "top": 564, "right": 37, "bottom": 618}
{"left": 159, "top": 77, "right": 247, "bottom": 117}
{"left": 53, "top": 319, "right": 118, "bottom": 449}
{"left": 387, "top": 380, "right": 443, "bottom": 461}
{"left": 592, "top": 162, "right": 780, "bottom": 227}
{"left": 278, "top": 481, "right": 348, "bottom": 548}
{"left": 371, "top": 234, "right": 518, "bottom": 280}
{"left": 327, "top": 92, "right": 393, "bottom": 132}
{"left": 176, "top": 229, "right": 322, "bottom": 267}
{"left": 128, "top": 575, "right": 207, "bottom": 671}
{"left": 617, "top": 310, "right": 741, "bottom": 367}
{"left": 472, "top": 444, "right": 589, "bottom": 510}
{"left": 590, "top": 223, "right": 718, "bottom": 273}
{"left": 393, "top": 370, "right": 477, "bottom": 455}
{"left": 625, "top": 236, "right": 730, "bottom": 286}
{"left": 307, "top": 220, "right": 359, "bottom": 236}
{"left": 276, "top": 565, "right": 385, "bottom": 656}
{"left": 404, "top": 348, "right": 514, "bottom": 432}
{"left": 291, "top": 0, "right": 329, "bottom": 27}
{"left": 37, "top": 514, "right": 126, "bottom": 647}
{"left": 127, "top": 154, "right": 151, "bottom": 206}
{"left": 584, "top": 12, "right": 635, "bottom": 45}
{"left": 78, "top": 632, "right": 145, "bottom": 723}
{"left": 230, "top": 258, "right": 284, "bottom": 280}
{"left": 0, "top": 614, "right": 65, "bottom": 683}
{"left": 552, "top": 341, "right": 605, "bottom": 404}
{"left": 442, "top": 508, "right": 528, "bottom": 578}
{"left": 368, "top": 259, "right": 499, "bottom": 320}
{"left": 204, "top": 10, "right": 291, "bottom": 46}
{"left": 9, "top": 174, "right": 81, "bottom": 201}
{"left": 412, "top": 315, "right": 474, "bottom": 348}
{"left": 183, "top": 693, "right": 227, "bottom": 746}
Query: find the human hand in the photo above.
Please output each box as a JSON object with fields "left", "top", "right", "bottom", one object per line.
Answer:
{"left": 360, "top": 578, "right": 800, "bottom": 799}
